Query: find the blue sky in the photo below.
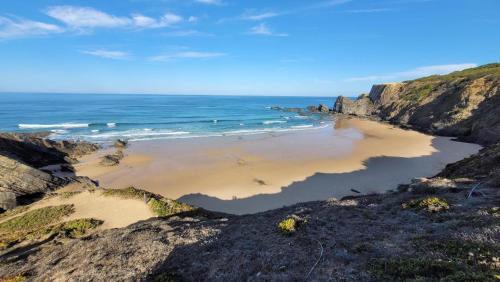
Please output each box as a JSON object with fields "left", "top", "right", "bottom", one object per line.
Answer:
{"left": 0, "top": 0, "right": 499, "bottom": 96}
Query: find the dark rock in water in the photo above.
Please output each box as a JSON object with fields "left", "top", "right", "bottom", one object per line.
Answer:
{"left": 283, "top": 107, "right": 303, "bottom": 113}
{"left": 334, "top": 94, "right": 375, "bottom": 116}
{"left": 318, "top": 104, "right": 330, "bottom": 113}
{"left": 306, "top": 105, "right": 318, "bottom": 112}
{"left": 270, "top": 106, "right": 305, "bottom": 113}
{"left": 114, "top": 139, "right": 128, "bottom": 149}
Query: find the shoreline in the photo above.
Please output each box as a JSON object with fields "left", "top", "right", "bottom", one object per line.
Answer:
{"left": 74, "top": 116, "right": 481, "bottom": 214}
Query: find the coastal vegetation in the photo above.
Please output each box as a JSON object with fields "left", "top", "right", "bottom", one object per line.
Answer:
{"left": 103, "top": 187, "right": 193, "bottom": 217}
{"left": 0, "top": 63, "right": 498, "bottom": 280}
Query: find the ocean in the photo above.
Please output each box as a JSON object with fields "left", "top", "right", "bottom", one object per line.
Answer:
{"left": 0, "top": 93, "right": 334, "bottom": 143}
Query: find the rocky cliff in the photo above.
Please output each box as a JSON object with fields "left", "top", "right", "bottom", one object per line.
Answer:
{"left": 334, "top": 63, "right": 500, "bottom": 145}
{"left": 0, "top": 133, "right": 98, "bottom": 210}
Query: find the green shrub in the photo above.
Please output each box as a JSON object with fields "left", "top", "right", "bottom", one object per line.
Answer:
{"left": 2, "top": 273, "right": 27, "bottom": 282}
{"left": 0, "top": 205, "right": 74, "bottom": 232}
{"left": 0, "top": 205, "right": 30, "bottom": 221}
{"left": 0, "top": 205, "right": 77, "bottom": 250}
{"left": 402, "top": 197, "right": 449, "bottom": 213}
{"left": 58, "top": 218, "right": 103, "bottom": 237}
{"left": 102, "top": 187, "right": 149, "bottom": 200}
{"left": 147, "top": 198, "right": 193, "bottom": 217}
{"left": 58, "top": 191, "right": 82, "bottom": 199}
{"left": 278, "top": 217, "right": 297, "bottom": 235}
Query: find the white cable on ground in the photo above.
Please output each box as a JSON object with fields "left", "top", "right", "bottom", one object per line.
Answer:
{"left": 467, "top": 182, "right": 482, "bottom": 199}
{"left": 306, "top": 239, "right": 324, "bottom": 280}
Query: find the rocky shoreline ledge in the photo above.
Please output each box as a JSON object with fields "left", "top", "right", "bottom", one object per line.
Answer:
{"left": 0, "top": 63, "right": 499, "bottom": 281}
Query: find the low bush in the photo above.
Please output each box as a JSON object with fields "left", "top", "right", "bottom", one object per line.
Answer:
{"left": 402, "top": 197, "right": 449, "bottom": 213}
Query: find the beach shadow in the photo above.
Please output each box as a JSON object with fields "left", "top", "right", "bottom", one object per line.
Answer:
{"left": 178, "top": 137, "right": 478, "bottom": 214}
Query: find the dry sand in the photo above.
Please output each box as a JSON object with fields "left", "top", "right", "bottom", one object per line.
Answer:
{"left": 75, "top": 117, "right": 481, "bottom": 214}
{"left": 1, "top": 188, "right": 155, "bottom": 230}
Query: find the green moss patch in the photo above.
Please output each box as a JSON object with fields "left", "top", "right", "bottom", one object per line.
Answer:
{"left": 56, "top": 218, "right": 103, "bottom": 238}
{"left": 402, "top": 197, "right": 450, "bottom": 213}
{"left": 0, "top": 206, "right": 30, "bottom": 221}
{"left": 0, "top": 205, "right": 74, "bottom": 232}
{"left": 0, "top": 205, "right": 82, "bottom": 250}
{"left": 103, "top": 187, "right": 194, "bottom": 217}
{"left": 102, "top": 187, "right": 150, "bottom": 200}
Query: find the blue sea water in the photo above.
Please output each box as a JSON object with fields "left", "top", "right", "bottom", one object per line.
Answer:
{"left": 0, "top": 93, "right": 335, "bottom": 143}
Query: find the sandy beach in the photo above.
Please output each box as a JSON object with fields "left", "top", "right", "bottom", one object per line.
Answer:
{"left": 74, "top": 116, "right": 481, "bottom": 214}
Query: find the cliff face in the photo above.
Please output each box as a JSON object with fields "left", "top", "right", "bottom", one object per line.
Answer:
{"left": 0, "top": 133, "right": 98, "bottom": 210}
{"left": 334, "top": 63, "right": 500, "bottom": 145}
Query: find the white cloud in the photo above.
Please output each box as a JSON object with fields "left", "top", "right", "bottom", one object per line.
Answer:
{"left": 188, "top": 16, "right": 198, "bottom": 22}
{"left": 46, "top": 6, "right": 130, "bottom": 28}
{"left": 46, "top": 6, "right": 183, "bottom": 30}
{"left": 195, "top": 0, "right": 223, "bottom": 5}
{"left": 248, "top": 23, "right": 288, "bottom": 37}
{"left": 163, "top": 30, "right": 213, "bottom": 37}
{"left": 0, "top": 16, "right": 63, "bottom": 39}
{"left": 241, "top": 12, "right": 280, "bottom": 21}
{"left": 150, "top": 51, "right": 226, "bottom": 62}
{"left": 347, "top": 63, "right": 478, "bottom": 82}
{"left": 82, "top": 49, "right": 130, "bottom": 60}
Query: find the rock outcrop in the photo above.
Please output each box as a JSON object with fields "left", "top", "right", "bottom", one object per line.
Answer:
{"left": 0, "top": 155, "right": 66, "bottom": 209}
{"left": 438, "top": 141, "right": 500, "bottom": 187}
{"left": 0, "top": 133, "right": 98, "bottom": 209}
{"left": 333, "top": 94, "right": 375, "bottom": 116}
{"left": 334, "top": 63, "right": 500, "bottom": 145}
{"left": 306, "top": 104, "right": 330, "bottom": 113}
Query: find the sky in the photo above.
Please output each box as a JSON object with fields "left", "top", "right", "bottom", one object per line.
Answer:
{"left": 0, "top": 0, "right": 499, "bottom": 96}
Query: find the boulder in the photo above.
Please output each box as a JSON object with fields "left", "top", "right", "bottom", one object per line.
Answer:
{"left": 114, "top": 139, "right": 128, "bottom": 149}
{"left": 318, "top": 104, "right": 330, "bottom": 113}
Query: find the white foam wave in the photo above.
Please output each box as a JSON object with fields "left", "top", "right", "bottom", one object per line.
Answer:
{"left": 262, "top": 120, "right": 287, "bottom": 125}
{"left": 107, "top": 123, "right": 116, "bottom": 128}
{"left": 91, "top": 129, "right": 99, "bottom": 133}
{"left": 87, "top": 129, "right": 190, "bottom": 139}
{"left": 294, "top": 115, "right": 309, "bottom": 119}
{"left": 19, "top": 123, "right": 89, "bottom": 129}
{"left": 291, "top": 125, "right": 314, "bottom": 129}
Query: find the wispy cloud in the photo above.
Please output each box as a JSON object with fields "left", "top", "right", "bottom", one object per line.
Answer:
{"left": 149, "top": 51, "right": 226, "bottom": 62}
{"left": 46, "top": 6, "right": 184, "bottom": 30}
{"left": 346, "top": 63, "right": 478, "bottom": 82}
{"left": 248, "top": 23, "right": 288, "bottom": 37}
{"left": 241, "top": 11, "right": 281, "bottom": 21}
{"left": 163, "top": 30, "right": 213, "bottom": 37}
{"left": 81, "top": 49, "right": 130, "bottom": 60}
{"left": 0, "top": 16, "right": 63, "bottom": 39}
{"left": 343, "top": 8, "right": 393, "bottom": 13}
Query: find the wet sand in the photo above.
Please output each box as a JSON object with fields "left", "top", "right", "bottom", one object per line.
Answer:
{"left": 75, "top": 117, "right": 481, "bottom": 214}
